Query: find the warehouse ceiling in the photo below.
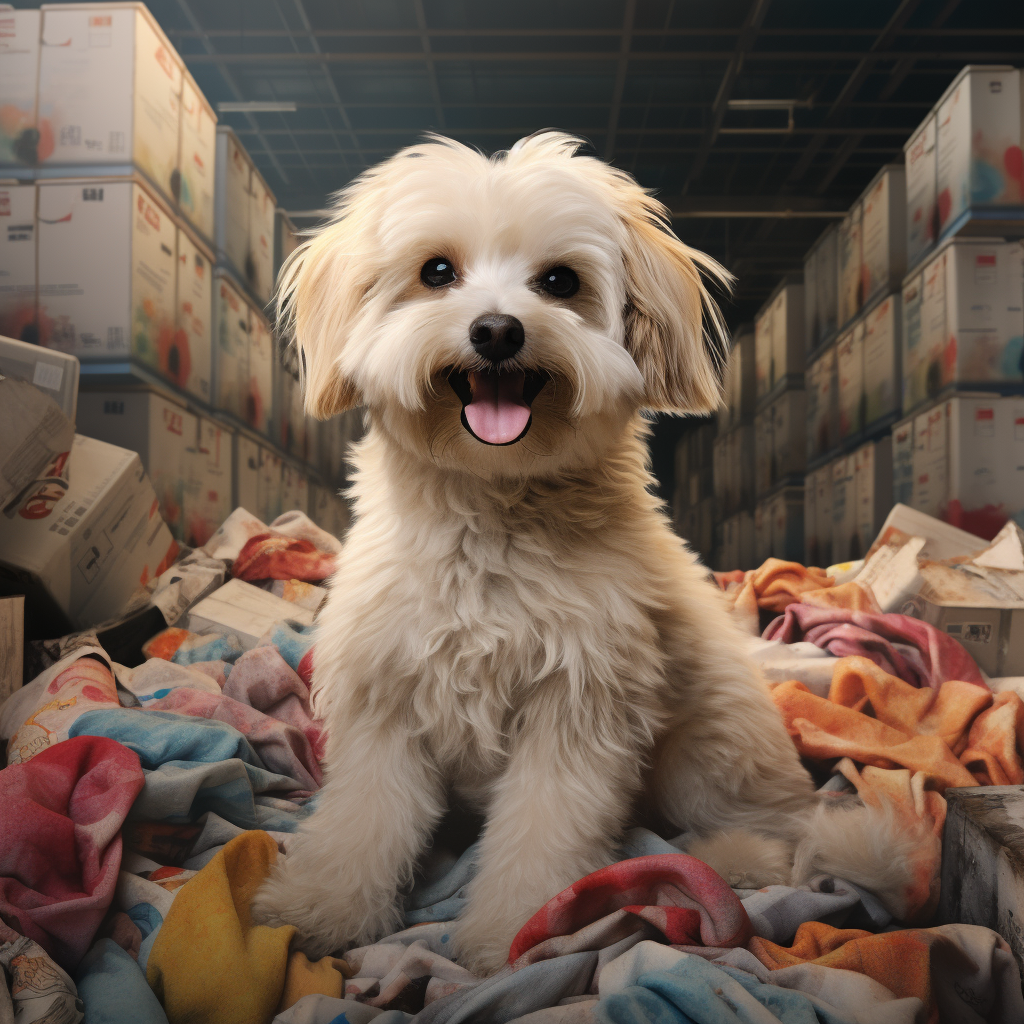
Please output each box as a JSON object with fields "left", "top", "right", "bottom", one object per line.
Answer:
{"left": 13, "top": 0, "right": 1023, "bottom": 325}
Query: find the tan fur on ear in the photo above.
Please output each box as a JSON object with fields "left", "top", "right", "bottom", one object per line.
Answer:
{"left": 616, "top": 183, "right": 732, "bottom": 415}
{"left": 275, "top": 190, "right": 377, "bottom": 419}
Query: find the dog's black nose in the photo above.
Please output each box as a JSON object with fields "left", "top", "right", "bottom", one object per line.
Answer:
{"left": 469, "top": 314, "right": 525, "bottom": 364}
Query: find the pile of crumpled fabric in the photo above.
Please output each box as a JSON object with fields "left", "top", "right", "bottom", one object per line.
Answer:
{"left": 2, "top": 519, "right": 1023, "bottom": 1024}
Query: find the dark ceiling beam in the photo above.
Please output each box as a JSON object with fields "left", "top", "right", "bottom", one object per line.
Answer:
{"left": 412, "top": 0, "right": 446, "bottom": 131}
{"left": 681, "top": 0, "right": 772, "bottom": 194}
{"left": 604, "top": 0, "right": 637, "bottom": 161}
{"left": 879, "top": 0, "right": 964, "bottom": 100}
{"left": 173, "top": 0, "right": 290, "bottom": 185}
{"left": 180, "top": 49, "right": 1021, "bottom": 64}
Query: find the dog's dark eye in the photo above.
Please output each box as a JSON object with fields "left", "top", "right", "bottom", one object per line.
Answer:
{"left": 421, "top": 257, "right": 456, "bottom": 288}
{"left": 539, "top": 266, "right": 579, "bottom": 298}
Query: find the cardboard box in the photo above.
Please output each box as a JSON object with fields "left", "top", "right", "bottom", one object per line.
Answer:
{"left": 174, "top": 222, "right": 213, "bottom": 401}
{"left": 234, "top": 432, "right": 260, "bottom": 517}
{"left": 178, "top": 69, "right": 217, "bottom": 243}
{"left": 281, "top": 461, "right": 308, "bottom": 515}
{"left": 771, "top": 388, "right": 805, "bottom": 483}
{"left": 0, "top": 183, "right": 38, "bottom": 342}
{"left": 904, "top": 238, "right": 1024, "bottom": 412}
{"left": 0, "top": 433, "right": 178, "bottom": 632}
{"left": 768, "top": 281, "right": 805, "bottom": 386}
{"left": 837, "top": 318, "right": 865, "bottom": 441}
{"left": 754, "top": 501, "right": 771, "bottom": 566}
{"left": 185, "top": 416, "right": 232, "bottom": 547}
{"left": 0, "top": 334, "right": 80, "bottom": 423}
{"left": 754, "top": 303, "right": 772, "bottom": 399}
{"left": 247, "top": 306, "right": 274, "bottom": 435}
{"left": 854, "top": 437, "right": 893, "bottom": 557}
{"left": 213, "top": 268, "right": 249, "bottom": 420}
{"left": 188, "top": 577, "right": 314, "bottom": 650}
{"left": 892, "top": 415, "right": 915, "bottom": 507}
{"left": 734, "top": 509, "right": 754, "bottom": 570}
{"left": 804, "top": 225, "right": 838, "bottom": 352}
{"left": 734, "top": 423, "right": 754, "bottom": 512}
{"left": 901, "top": 269, "right": 925, "bottom": 412}
{"left": 806, "top": 345, "right": 838, "bottom": 459}
{"left": 936, "top": 66, "right": 1022, "bottom": 236}
{"left": 831, "top": 455, "right": 858, "bottom": 562}
{"left": 257, "top": 446, "right": 282, "bottom": 526}
{"left": 753, "top": 406, "right": 772, "bottom": 498}
{"left": 804, "top": 466, "right": 825, "bottom": 568}
{"left": 248, "top": 165, "right": 276, "bottom": 304}
{"left": 37, "top": 177, "right": 177, "bottom": 368}
{"left": 0, "top": 9, "right": 41, "bottom": 166}
{"left": 37, "top": 4, "right": 183, "bottom": 203}
{"left": 274, "top": 209, "right": 300, "bottom": 279}
{"left": 904, "top": 113, "right": 937, "bottom": 269}
{"left": 76, "top": 388, "right": 194, "bottom": 541}
{"left": 214, "top": 126, "right": 252, "bottom": 285}
{"left": 770, "top": 486, "right": 804, "bottom": 564}
{"left": 813, "top": 464, "right": 834, "bottom": 568}
{"left": 911, "top": 403, "right": 948, "bottom": 519}
{"left": 309, "top": 482, "right": 332, "bottom": 532}
{"left": 837, "top": 201, "right": 863, "bottom": 328}
{"left": 862, "top": 293, "right": 901, "bottom": 426}
{"left": 722, "top": 327, "right": 755, "bottom": 428}
{"left": 861, "top": 164, "right": 907, "bottom": 306}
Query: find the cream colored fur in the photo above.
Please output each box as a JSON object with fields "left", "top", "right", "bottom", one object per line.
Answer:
{"left": 251, "top": 132, "right": 918, "bottom": 975}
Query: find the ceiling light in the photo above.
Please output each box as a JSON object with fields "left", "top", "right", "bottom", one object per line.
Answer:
{"left": 218, "top": 101, "right": 297, "bottom": 113}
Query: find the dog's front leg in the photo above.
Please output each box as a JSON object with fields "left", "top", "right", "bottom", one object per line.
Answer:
{"left": 455, "top": 698, "right": 645, "bottom": 976}
{"left": 251, "top": 721, "right": 444, "bottom": 958}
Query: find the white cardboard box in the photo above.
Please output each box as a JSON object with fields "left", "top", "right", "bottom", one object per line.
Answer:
{"left": 281, "top": 461, "right": 308, "bottom": 515}
{"left": 754, "top": 303, "right": 772, "bottom": 399}
{"left": 771, "top": 388, "right": 806, "bottom": 483}
{"left": 838, "top": 201, "right": 863, "bottom": 328}
{"left": 769, "top": 281, "right": 805, "bottom": 386}
{"left": 936, "top": 66, "right": 1022, "bottom": 236}
{"left": 76, "top": 387, "right": 195, "bottom": 541}
{"left": 213, "top": 268, "right": 250, "bottom": 421}
{"left": 861, "top": 164, "right": 907, "bottom": 306}
{"left": 901, "top": 268, "right": 926, "bottom": 413}
{"left": 892, "top": 415, "right": 915, "bottom": 507}
{"left": 0, "top": 433, "right": 178, "bottom": 630}
{"left": 185, "top": 416, "right": 232, "bottom": 547}
{"left": 911, "top": 403, "right": 948, "bottom": 519}
{"left": 754, "top": 405, "right": 772, "bottom": 498}
{"left": 234, "top": 432, "right": 260, "bottom": 517}
{"left": 247, "top": 307, "right": 274, "bottom": 435}
{"left": 38, "top": 4, "right": 183, "bottom": 204}
{"left": 806, "top": 344, "right": 838, "bottom": 459}
{"left": 770, "top": 486, "right": 805, "bottom": 564}
{"left": 831, "top": 455, "right": 858, "bottom": 563}
{"left": 0, "top": 9, "right": 41, "bottom": 166}
{"left": 805, "top": 464, "right": 833, "bottom": 568}
{"left": 36, "top": 177, "right": 177, "bottom": 371}
{"left": 248, "top": 166, "right": 276, "bottom": 304}
{"left": 188, "top": 577, "right": 314, "bottom": 650}
{"left": 178, "top": 69, "right": 217, "bottom": 243}
{"left": 837, "top": 318, "right": 865, "bottom": 441}
{"left": 726, "top": 327, "right": 756, "bottom": 427}
{"left": 258, "top": 445, "right": 282, "bottom": 525}
{"left": 804, "top": 225, "right": 838, "bottom": 352}
{"left": 862, "top": 292, "right": 901, "bottom": 426}
{"left": 854, "top": 437, "right": 893, "bottom": 557}
{"left": 904, "top": 237, "right": 1024, "bottom": 412}
{"left": 214, "top": 126, "right": 252, "bottom": 285}
{"left": 174, "top": 222, "right": 213, "bottom": 401}
{"left": 904, "top": 113, "right": 937, "bottom": 269}
{"left": 0, "top": 183, "right": 37, "bottom": 343}
{"left": 0, "top": 333, "right": 80, "bottom": 423}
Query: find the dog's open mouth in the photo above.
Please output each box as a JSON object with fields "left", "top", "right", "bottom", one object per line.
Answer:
{"left": 447, "top": 367, "right": 549, "bottom": 445}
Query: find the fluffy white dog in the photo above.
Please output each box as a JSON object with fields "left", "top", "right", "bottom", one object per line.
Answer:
{"left": 252, "top": 131, "right": 921, "bottom": 975}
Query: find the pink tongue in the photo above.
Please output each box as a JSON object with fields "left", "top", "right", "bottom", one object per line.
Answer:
{"left": 464, "top": 371, "right": 531, "bottom": 444}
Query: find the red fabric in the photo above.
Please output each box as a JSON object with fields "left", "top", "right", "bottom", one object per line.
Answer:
{"left": 763, "top": 604, "right": 984, "bottom": 690}
{"left": 507, "top": 854, "right": 751, "bottom": 965}
{"left": 0, "top": 735, "right": 145, "bottom": 970}
{"left": 232, "top": 533, "right": 337, "bottom": 583}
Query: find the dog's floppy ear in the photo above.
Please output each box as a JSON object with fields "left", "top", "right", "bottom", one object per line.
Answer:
{"left": 618, "top": 188, "right": 732, "bottom": 415}
{"left": 275, "top": 197, "right": 376, "bottom": 419}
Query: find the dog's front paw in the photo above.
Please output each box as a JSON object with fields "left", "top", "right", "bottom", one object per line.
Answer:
{"left": 452, "top": 907, "right": 521, "bottom": 977}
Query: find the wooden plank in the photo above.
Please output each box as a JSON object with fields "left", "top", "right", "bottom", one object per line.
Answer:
{"left": 939, "top": 786, "right": 1024, "bottom": 976}
{"left": 0, "top": 595, "right": 25, "bottom": 703}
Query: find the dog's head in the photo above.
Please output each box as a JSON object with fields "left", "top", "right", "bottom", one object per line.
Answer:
{"left": 279, "top": 131, "right": 730, "bottom": 478}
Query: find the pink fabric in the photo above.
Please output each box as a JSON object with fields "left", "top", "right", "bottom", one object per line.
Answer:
{"left": 507, "top": 854, "right": 752, "bottom": 967}
{"left": 763, "top": 605, "right": 985, "bottom": 690}
{"left": 145, "top": 688, "right": 322, "bottom": 790}
{"left": 0, "top": 735, "right": 145, "bottom": 970}
{"left": 225, "top": 645, "right": 325, "bottom": 763}
{"left": 232, "top": 533, "right": 337, "bottom": 583}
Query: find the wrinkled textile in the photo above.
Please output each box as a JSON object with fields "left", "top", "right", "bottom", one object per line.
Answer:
{"left": 727, "top": 560, "right": 835, "bottom": 613}
{"left": 763, "top": 604, "right": 984, "bottom": 689}
{"left": 0, "top": 923, "right": 85, "bottom": 1024}
{"left": 0, "top": 736, "right": 144, "bottom": 970}
{"left": 202, "top": 508, "right": 341, "bottom": 565}
{"left": 750, "top": 920, "right": 1024, "bottom": 1024}
{"left": 75, "top": 938, "right": 169, "bottom": 1024}
{"left": 147, "top": 831, "right": 348, "bottom": 1024}
{"left": 233, "top": 533, "right": 339, "bottom": 583}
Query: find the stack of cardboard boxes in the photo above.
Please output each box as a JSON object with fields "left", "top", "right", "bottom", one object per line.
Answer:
{"left": 0, "top": 3, "right": 354, "bottom": 545}
{"left": 674, "top": 420, "right": 717, "bottom": 564}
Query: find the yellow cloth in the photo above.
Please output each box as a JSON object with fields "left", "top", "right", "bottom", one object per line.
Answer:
{"left": 147, "top": 830, "right": 347, "bottom": 1024}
